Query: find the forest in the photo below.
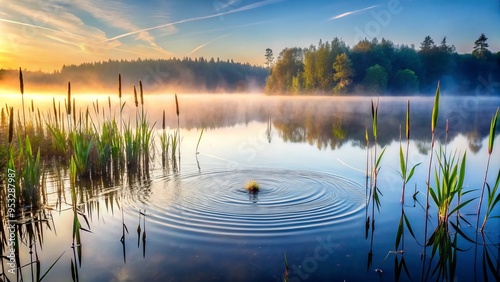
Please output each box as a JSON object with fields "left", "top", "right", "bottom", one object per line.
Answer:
{"left": 0, "top": 57, "right": 268, "bottom": 93}
{"left": 265, "top": 34, "right": 500, "bottom": 95}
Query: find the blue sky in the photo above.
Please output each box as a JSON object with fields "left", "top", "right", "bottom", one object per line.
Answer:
{"left": 1, "top": 0, "right": 499, "bottom": 71}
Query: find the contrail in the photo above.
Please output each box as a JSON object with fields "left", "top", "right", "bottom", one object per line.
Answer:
{"left": 105, "top": 0, "right": 283, "bottom": 42}
{"left": 330, "top": 4, "right": 381, "bottom": 20}
{"left": 187, "top": 33, "right": 232, "bottom": 56}
{"left": 0, "top": 18, "right": 85, "bottom": 38}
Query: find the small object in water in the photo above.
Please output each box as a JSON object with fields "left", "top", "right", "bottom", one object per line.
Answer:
{"left": 375, "top": 269, "right": 383, "bottom": 273}
{"left": 245, "top": 180, "right": 260, "bottom": 193}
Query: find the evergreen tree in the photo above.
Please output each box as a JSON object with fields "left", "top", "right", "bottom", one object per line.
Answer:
{"left": 265, "top": 48, "right": 274, "bottom": 70}
{"left": 472, "top": 33, "right": 489, "bottom": 59}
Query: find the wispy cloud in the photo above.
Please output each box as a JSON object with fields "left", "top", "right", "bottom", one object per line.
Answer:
{"left": 330, "top": 5, "right": 381, "bottom": 20}
{"left": 72, "top": 0, "right": 175, "bottom": 55}
{"left": 105, "top": 0, "right": 283, "bottom": 42}
{"left": 187, "top": 33, "right": 232, "bottom": 56}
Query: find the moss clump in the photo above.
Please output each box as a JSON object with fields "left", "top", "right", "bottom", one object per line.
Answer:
{"left": 245, "top": 180, "right": 260, "bottom": 193}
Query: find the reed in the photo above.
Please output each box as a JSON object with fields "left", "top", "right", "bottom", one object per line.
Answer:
{"left": 430, "top": 149, "right": 472, "bottom": 225}
{"left": 20, "top": 136, "right": 42, "bottom": 207}
{"left": 19, "top": 68, "right": 26, "bottom": 136}
{"left": 477, "top": 107, "right": 499, "bottom": 231}
{"left": 67, "top": 81, "right": 72, "bottom": 130}
{"left": 8, "top": 107, "right": 14, "bottom": 144}
{"left": 423, "top": 82, "right": 440, "bottom": 259}
{"left": 175, "top": 93, "right": 180, "bottom": 158}
{"left": 196, "top": 128, "right": 204, "bottom": 154}
{"left": 70, "top": 131, "right": 93, "bottom": 178}
{"left": 395, "top": 100, "right": 419, "bottom": 251}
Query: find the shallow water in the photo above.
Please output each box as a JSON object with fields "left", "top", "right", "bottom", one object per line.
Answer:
{"left": 1, "top": 94, "right": 499, "bottom": 281}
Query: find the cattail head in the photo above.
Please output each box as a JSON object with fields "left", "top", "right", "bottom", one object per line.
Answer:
{"left": 175, "top": 93, "right": 179, "bottom": 117}
{"left": 19, "top": 68, "right": 24, "bottom": 95}
{"left": 31, "top": 99, "right": 34, "bottom": 113}
{"left": 446, "top": 119, "right": 449, "bottom": 134}
{"left": 67, "top": 81, "right": 72, "bottom": 116}
{"left": 118, "top": 74, "right": 122, "bottom": 99}
{"left": 8, "top": 107, "right": 14, "bottom": 143}
{"left": 134, "top": 85, "right": 138, "bottom": 107}
{"left": 139, "top": 80, "right": 144, "bottom": 106}
{"left": 162, "top": 110, "right": 165, "bottom": 130}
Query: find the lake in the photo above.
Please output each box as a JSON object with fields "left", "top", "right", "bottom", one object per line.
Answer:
{"left": 1, "top": 94, "right": 499, "bottom": 281}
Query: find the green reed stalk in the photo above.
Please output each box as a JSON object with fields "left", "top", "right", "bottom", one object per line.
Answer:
{"left": 480, "top": 169, "right": 500, "bottom": 231}
{"left": 396, "top": 100, "right": 419, "bottom": 251}
{"left": 139, "top": 80, "right": 144, "bottom": 116}
{"left": 424, "top": 82, "right": 440, "bottom": 258}
{"left": 478, "top": 107, "right": 499, "bottom": 232}
{"left": 370, "top": 99, "right": 385, "bottom": 227}
{"left": 8, "top": 107, "right": 14, "bottom": 144}
{"left": 19, "top": 68, "right": 26, "bottom": 136}
{"left": 52, "top": 97, "right": 58, "bottom": 128}
{"left": 430, "top": 149, "right": 470, "bottom": 225}
{"left": 196, "top": 128, "right": 204, "bottom": 154}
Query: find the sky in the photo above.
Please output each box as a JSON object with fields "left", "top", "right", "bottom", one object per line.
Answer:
{"left": 1, "top": 0, "right": 499, "bottom": 72}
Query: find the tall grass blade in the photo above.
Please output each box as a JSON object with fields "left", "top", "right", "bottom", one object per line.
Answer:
{"left": 196, "top": 128, "right": 204, "bottom": 154}
{"left": 8, "top": 107, "right": 14, "bottom": 143}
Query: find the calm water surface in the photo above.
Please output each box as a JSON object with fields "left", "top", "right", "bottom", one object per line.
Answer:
{"left": 1, "top": 94, "right": 499, "bottom": 281}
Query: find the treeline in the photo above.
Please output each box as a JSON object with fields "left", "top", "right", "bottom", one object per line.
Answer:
{"left": 0, "top": 57, "right": 268, "bottom": 93}
{"left": 265, "top": 35, "right": 500, "bottom": 95}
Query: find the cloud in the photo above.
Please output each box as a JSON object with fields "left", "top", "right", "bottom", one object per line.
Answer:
{"left": 330, "top": 5, "right": 381, "bottom": 20}
{"left": 71, "top": 0, "right": 175, "bottom": 55}
{"left": 105, "top": 0, "right": 283, "bottom": 42}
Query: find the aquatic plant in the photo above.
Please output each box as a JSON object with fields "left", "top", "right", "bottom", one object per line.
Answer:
{"left": 70, "top": 131, "right": 93, "bottom": 178}
{"left": 245, "top": 179, "right": 260, "bottom": 192}
{"left": 423, "top": 82, "right": 440, "bottom": 259}
{"left": 430, "top": 149, "right": 472, "bottom": 225}
{"left": 19, "top": 68, "right": 26, "bottom": 136}
{"left": 477, "top": 107, "right": 499, "bottom": 231}
{"left": 395, "top": 100, "right": 419, "bottom": 252}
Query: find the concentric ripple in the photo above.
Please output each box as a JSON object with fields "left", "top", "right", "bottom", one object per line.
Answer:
{"left": 126, "top": 169, "right": 365, "bottom": 237}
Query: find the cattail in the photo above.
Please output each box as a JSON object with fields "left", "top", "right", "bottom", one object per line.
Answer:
{"left": 8, "top": 107, "right": 14, "bottom": 143}
{"left": 67, "top": 81, "right": 71, "bottom": 116}
{"left": 19, "top": 68, "right": 24, "bottom": 95}
{"left": 118, "top": 74, "right": 122, "bottom": 98}
{"left": 108, "top": 96, "right": 111, "bottom": 112}
{"left": 139, "top": 80, "right": 144, "bottom": 106}
{"left": 162, "top": 110, "right": 165, "bottom": 130}
{"left": 175, "top": 93, "right": 179, "bottom": 117}
{"left": 19, "top": 67, "right": 26, "bottom": 135}
{"left": 31, "top": 99, "right": 34, "bottom": 113}
{"left": 134, "top": 85, "right": 138, "bottom": 107}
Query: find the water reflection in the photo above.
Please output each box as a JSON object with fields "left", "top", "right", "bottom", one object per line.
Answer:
{"left": 1, "top": 94, "right": 499, "bottom": 281}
